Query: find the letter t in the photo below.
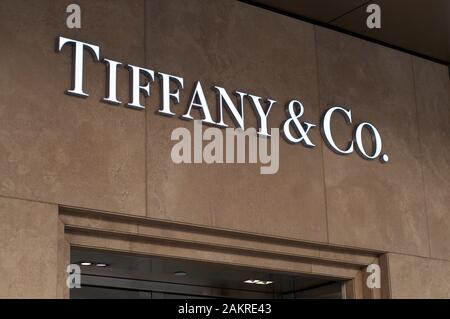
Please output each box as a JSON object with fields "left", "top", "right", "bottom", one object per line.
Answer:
{"left": 56, "top": 36, "right": 100, "bottom": 97}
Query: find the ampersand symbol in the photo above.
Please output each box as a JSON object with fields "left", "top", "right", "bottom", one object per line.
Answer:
{"left": 282, "top": 100, "right": 316, "bottom": 147}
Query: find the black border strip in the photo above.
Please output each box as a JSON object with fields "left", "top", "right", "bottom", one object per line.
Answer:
{"left": 239, "top": 0, "right": 449, "bottom": 66}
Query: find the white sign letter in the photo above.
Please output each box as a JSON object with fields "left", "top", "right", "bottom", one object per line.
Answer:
{"left": 57, "top": 36, "right": 100, "bottom": 97}
{"left": 102, "top": 59, "right": 122, "bottom": 105}
{"left": 127, "top": 65, "right": 155, "bottom": 110}
{"left": 247, "top": 94, "right": 276, "bottom": 137}
{"left": 321, "top": 106, "right": 354, "bottom": 155}
{"left": 213, "top": 87, "right": 246, "bottom": 130}
{"left": 182, "top": 81, "right": 216, "bottom": 125}
{"left": 158, "top": 72, "right": 184, "bottom": 116}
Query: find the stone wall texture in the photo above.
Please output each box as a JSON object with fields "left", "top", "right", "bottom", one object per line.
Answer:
{"left": 0, "top": 0, "right": 449, "bottom": 298}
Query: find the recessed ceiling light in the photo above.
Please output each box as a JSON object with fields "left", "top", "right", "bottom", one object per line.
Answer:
{"left": 174, "top": 271, "right": 187, "bottom": 276}
{"left": 80, "top": 262, "right": 92, "bottom": 266}
{"left": 244, "top": 279, "right": 273, "bottom": 285}
{"left": 95, "top": 263, "right": 109, "bottom": 267}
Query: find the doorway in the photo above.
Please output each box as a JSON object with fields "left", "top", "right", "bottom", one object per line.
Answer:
{"left": 70, "top": 247, "right": 343, "bottom": 299}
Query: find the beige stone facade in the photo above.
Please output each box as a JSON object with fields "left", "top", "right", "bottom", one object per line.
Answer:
{"left": 0, "top": 0, "right": 449, "bottom": 298}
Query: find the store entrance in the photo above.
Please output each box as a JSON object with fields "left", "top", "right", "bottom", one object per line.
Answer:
{"left": 70, "top": 248, "right": 343, "bottom": 299}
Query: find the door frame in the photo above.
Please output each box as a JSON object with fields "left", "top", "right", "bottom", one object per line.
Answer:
{"left": 58, "top": 206, "right": 391, "bottom": 299}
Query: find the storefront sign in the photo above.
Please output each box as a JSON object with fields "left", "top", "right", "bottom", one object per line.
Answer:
{"left": 56, "top": 36, "right": 389, "bottom": 163}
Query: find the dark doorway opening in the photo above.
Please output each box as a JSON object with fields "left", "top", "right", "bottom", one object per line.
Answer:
{"left": 70, "top": 247, "right": 343, "bottom": 299}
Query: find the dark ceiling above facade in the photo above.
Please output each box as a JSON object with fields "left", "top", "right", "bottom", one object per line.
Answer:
{"left": 245, "top": 0, "right": 449, "bottom": 65}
